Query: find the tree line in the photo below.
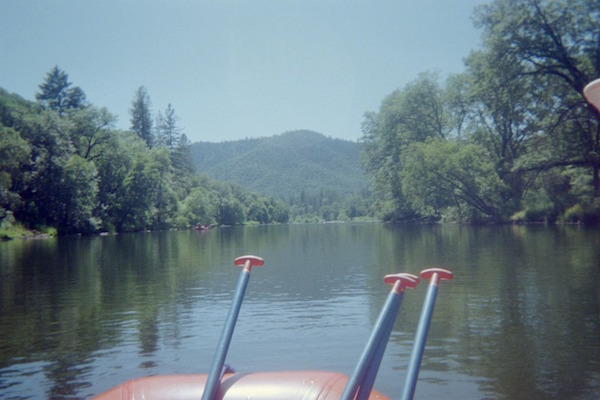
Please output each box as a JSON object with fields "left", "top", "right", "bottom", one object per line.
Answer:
{"left": 2, "top": 0, "right": 599, "bottom": 235}
{"left": 0, "top": 67, "right": 290, "bottom": 236}
{"left": 361, "top": 0, "right": 600, "bottom": 224}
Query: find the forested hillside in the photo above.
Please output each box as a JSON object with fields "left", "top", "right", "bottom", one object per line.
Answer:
{"left": 0, "top": 69, "right": 293, "bottom": 237}
{"left": 0, "top": 69, "right": 373, "bottom": 238}
{"left": 191, "top": 130, "right": 367, "bottom": 198}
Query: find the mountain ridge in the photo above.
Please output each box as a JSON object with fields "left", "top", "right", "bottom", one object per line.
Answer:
{"left": 190, "top": 130, "right": 367, "bottom": 198}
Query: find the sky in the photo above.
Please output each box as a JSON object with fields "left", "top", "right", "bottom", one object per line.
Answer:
{"left": 0, "top": 0, "right": 486, "bottom": 143}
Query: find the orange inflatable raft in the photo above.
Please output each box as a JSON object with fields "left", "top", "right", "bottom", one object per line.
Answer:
{"left": 93, "top": 370, "right": 390, "bottom": 400}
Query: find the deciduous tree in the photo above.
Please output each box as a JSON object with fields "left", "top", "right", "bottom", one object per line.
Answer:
{"left": 0, "top": 126, "right": 30, "bottom": 219}
{"left": 70, "top": 106, "right": 117, "bottom": 161}
{"left": 360, "top": 73, "right": 455, "bottom": 221}
{"left": 402, "top": 139, "right": 508, "bottom": 222}
{"left": 474, "top": 0, "right": 600, "bottom": 192}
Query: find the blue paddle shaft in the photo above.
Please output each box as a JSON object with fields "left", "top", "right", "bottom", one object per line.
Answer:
{"left": 202, "top": 268, "right": 251, "bottom": 400}
{"left": 355, "top": 298, "right": 399, "bottom": 400}
{"left": 400, "top": 280, "right": 439, "bottom": 400}
{"left": 340, "top": 289, "right": 404, "bottom": 400}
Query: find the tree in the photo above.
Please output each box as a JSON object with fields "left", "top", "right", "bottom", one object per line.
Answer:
{"left": 473, "top": 0, "right": 600, "bottom": 193}
{"left": 155, "top": 103, "right": 181, "bottom": 150}
{"left": 149, "top": 147, "right": 178, "bottom": 229}
{"left": 402, "top": 139, "right": 508, "bottom": 222}
{"left": 118, "top": 151, "right": 155, "bottom": 231}
{"left": 57, "top": 155, "right": 99, "bottom": 233}
{"left": 245, "top": 194, "right": 270, "bottom": 224}
{"left": 36, "top": 66, "right": 87, "bottom": 115}
{"left": 217, "top": 196, "right": 245, "bottom": 226}
{"left": 70, "top": 106, "right": 117, "bottom": 161}
{"left": 130, "top": 86, "right": 154, "bottom": 147}
{"left": 360, "top": 73, "right": 455, "bottom": 221}
{"left": 0, "top": 126, "right": 30, "bottom": 220}
{"left": 16, "top": 110, "right": 74, "bottom": 227}
{"left": 462, "top": 50, "right": 545, "bottom": 213}
{"left": 172, "top": 133, "right": 195, "bottom": 173}
{"left": 155, "top": 103, "right": 195, "bottom": 174}
{"left": 178, "top": 186, "right": 218, "bottom": 227}
{"left": 94, "top": 131, "right": 133, "bottom": 232}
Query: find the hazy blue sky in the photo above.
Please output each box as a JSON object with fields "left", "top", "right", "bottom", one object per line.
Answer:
{"left": 0, "top": 0, "right": 485, "bottom": 143}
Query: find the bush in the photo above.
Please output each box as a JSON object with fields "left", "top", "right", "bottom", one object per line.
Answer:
{"left": 563, "top": 204, "right": 584, "bottom": 223}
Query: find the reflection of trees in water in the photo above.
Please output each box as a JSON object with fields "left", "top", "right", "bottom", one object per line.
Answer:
{"left": 1, "top": 226, "right": 599, "bottom": 399}
{"left": 44, "top": 353, "right": 93, "bottom": 398}
{"left": 383, "top": 226, "right": 600, "bottom": 399}
{"left": 362, "top": 226, "right": 600, "bottom": 398}
{"left": 138, "top": 312, "right": 160, "bottom": 369}
{"left": 0, "top": 232, "right": 201, "bottom": 397}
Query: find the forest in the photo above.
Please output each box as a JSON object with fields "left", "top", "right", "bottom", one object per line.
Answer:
{"left": 190, "top": 130, "right": 367, "bottom": 199}
{"left": 189, "top": 130, "right": 372, "bottom": 223}
{"left": 0, "top": 75, "right": 292, "bottom": 237}
{"left": 1, "top": 0, "right": 600, "bottom": 237}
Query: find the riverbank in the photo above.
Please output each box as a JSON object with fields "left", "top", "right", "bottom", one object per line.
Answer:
{"left": 0, "top": 221, "right": 56, "bottom": 240}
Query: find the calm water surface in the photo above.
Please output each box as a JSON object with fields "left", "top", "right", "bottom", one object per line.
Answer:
{"left": 0, "top": 224, "right": 599, "bottom": 399}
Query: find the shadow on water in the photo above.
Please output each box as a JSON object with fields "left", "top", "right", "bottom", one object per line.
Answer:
{"left": 0, "top": 224, "right": 599, "bottom": 399}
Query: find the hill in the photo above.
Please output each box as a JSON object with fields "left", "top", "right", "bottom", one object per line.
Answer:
{"left": 190, "top": 130, "right": 368, "bottom": 198}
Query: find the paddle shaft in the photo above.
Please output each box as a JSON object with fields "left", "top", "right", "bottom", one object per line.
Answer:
{"left": 399, "top": 273, "right": 440, "bottom": 400}
{"left": 354, "top": 293, "right": 399, "bottom": 400}
{"left": 202, "top": 261, "right": 252, "bottom": 400}
{"left": 340, "top": 280, "right": 405, "bottom": 400}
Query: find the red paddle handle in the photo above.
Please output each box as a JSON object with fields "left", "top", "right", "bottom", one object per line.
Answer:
{"left": 234, "top": 255, "right": 264, "bottom": 272}
{"left": 384, "top": 273, "right": 420, "bottom": 293}
{"left": 420, "top": 268, "right": 453, "bottom": 286}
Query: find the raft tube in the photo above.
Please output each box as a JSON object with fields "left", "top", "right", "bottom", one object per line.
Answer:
{"left": 93, "top": 370, "right": 390, "bottom": 400}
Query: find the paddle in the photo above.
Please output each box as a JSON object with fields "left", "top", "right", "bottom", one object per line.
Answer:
{"left": 201, "top": 255, "right": 264, "bottom": 400}
{"left": 583, "top": 78, "right": 600, "bottom": 112}
{"left": 399, "top": 268, "right": 453, "bottom": 400}
{"left": 340, "top": 273, "right": 419, "bottom": 400}
{"left": 354, "top": 273, "right": 420, "bottom": 400}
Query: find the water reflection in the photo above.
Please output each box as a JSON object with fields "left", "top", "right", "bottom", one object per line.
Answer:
{"left": 0, "top": 224, "right": 598, "bottom": 399}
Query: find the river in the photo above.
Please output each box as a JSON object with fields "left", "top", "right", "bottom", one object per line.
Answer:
{"left": 0, "top": 223, "right": 599, "bottom": 399}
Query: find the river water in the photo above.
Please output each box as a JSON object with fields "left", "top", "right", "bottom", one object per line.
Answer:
{"left": 0, "top": 223, "right": 599, "bottom": 399}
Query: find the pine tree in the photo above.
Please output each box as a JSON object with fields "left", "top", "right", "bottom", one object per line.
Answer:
{"left": 155, "top": 103, "right": 181, "bottom": 150}
{"left": 36, "top": 66, "right": 87, "bottom": 115}
{"left": 129, "top": 86, "right": 154, "bottom": 147}
{"left": 172, "top": 133, "right": 195, "bottom": 173}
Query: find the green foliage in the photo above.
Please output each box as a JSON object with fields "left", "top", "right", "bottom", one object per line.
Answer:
{"left": 155, "top": 103, "right": 180, "bottom": 150}
{"left": 563, "top": 204, "right": 584, "bottom": 223}
{"left": 171, "top": 133, "right": 195, "bottom": 174}
{"left": 0, "top": 125, "right": 30, "bottom": 218}
{"left": 401, "top": 139, "right": 508, "bottom": 222}
{"left": 190, "top": 130, "right": 367, "bottom": 198}
{"left": 149, "top": 147, "right": 178, "bottom": 229}
{"left": 17, "top": 110, "right": 75, "bottom": 227}
{"left": 474, "top": 0, "right": 600, "bottom": 191}
{"left": 177, "top": 186, "right": 218, "bottom": 227}
{"left": 57, "top": 155, "right": 99, "bottom": 233}
{"left": 129, "top": 86, "right": 154, "bottom": 147}
{"left": 189, "top": 130, "right": 371, "bottom": 222}
{"left": 360, "top": 0, "right": 600, "bottom": 224}
{"left": 361, "top": 73, "right": 459, "bottom": 222}
{"left": 8, "top": 4, "right": 600, "bottom": 236}
{"left": 0, "top": 68, "right": 298, "bottom": 234}
{"left": 69, "top": 106, "right": 116, "bottom": 161}
{"left": 36, "top": 66, "right": 87, "bottom": 115}
{"left": 217, "top": 197, "right": 246, "bottom": 226}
